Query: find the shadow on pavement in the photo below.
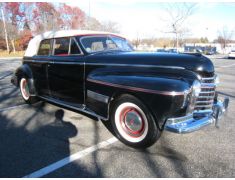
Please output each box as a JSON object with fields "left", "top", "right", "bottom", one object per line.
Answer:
{"left": 218, "top": 91, "right": 235, "bottom": 99}
{"left": 102, "top": 120, "right": 189, "bottom": 177}
{"left": 0, "top": 104, "right": 104, "bottom": 177}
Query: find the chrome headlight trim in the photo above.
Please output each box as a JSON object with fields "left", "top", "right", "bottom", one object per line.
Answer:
{"left": 192, "top": 80, "right": 201, "bottom": 97}
{"left": 186, "top": 80, "right": 201, "bottom": 114}
{"left": 215, "top": 74, "right": 220, "bottom": 86}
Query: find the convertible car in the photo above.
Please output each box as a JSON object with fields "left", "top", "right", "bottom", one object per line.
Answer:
{"left": 11, "top": 30, "right": 229, "bottom": 148}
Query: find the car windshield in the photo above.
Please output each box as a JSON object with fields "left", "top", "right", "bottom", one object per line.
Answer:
{"left": 79, "top": 35, "right": 133, "bottom": 53}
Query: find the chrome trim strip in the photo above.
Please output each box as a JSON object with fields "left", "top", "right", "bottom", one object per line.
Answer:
{"left": 201, "top": 86, "right": 215, "bottom": 89}
{"left": 23, "top": 59, "right": 50, "bottom": 64}
{"left": 50, "top": 61, "right": 84, "bottom": 65}
{"left": 38, "top": 95, "right": 108, "bottom": 121}
{"left": 201, "top": 85, "right": 215, "bottom": 88}
{"left": 23, "top": 59, "right": 184, "bottom": 69}
{"left": 87, "top": 90, "right": 109, "bottom": 103}
{"left": 196, "top": 100, "right": 214, "bottom": 103}
{"left": 199, "top": 91, "right": 215, "bottom": 94}
{"left": 23, "top": 59, "right": 84, "bottom": 65}
{"left": 198, "top": 96, "right": 214, "bottom": 98}
{"left": 194, "top": 109, "right": 213, "bottom": 114}
{"left": 201, "top": 83, "right": 215, "bottom": 86}
{"left": 195, "top": 104, "right": 213, "bottom": 107}
{"left": 201, "top": 76, "right": 215, "bottom": 80}
{"left": 87, "top": 78, "right": 187, "bottom": 96}
{"left": 85, "top": 63, "right": 185, "bottom": 70}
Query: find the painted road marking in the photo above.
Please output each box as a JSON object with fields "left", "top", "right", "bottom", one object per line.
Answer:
{"left": 216, "top": 63, "right": 235, "bottom": 69}
{"left": 23, "top": 137, "right": 118, "bottom": 178}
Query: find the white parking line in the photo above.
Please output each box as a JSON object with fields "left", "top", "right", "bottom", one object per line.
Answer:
{"left": 23, "top": 137, "right": 118, "bottom": 178}
{"left": 0, "top": 104, "right": 29, "bottom": 112}
{"left": 216, "top": 63, "right": 235, "bottom": 69}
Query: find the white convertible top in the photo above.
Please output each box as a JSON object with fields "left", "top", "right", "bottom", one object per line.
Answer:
{"left": 24, "top": 30, "right": 123, "bottom": 57}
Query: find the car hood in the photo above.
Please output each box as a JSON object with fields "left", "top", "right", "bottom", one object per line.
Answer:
{"left": 86, "top": 51, "right": 214, "bottom": 76}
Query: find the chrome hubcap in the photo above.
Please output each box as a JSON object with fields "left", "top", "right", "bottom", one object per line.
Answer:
{"left": 120, "top": 108, "right": 145, "bottom": 137}
{"left": 115, "top": 102, "right": 149, "bottom": 142}
{"left": 124, "top": 110, "right": 143, "bottom": 132}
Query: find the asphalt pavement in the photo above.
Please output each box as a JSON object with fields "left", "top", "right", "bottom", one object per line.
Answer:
{"left": 0, "top": 55, "right": 234, "bottom": 178}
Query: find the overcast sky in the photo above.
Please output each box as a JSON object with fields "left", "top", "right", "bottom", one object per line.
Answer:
{"left": 65, "top": 1, "right": 235, "bottom": 41}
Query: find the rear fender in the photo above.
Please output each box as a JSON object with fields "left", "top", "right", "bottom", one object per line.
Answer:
{"left": 14, "top": 64, "right": 36, "bottom": 95}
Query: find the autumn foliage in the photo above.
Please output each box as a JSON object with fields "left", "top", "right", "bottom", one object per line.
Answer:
{"left": 0, "top": 2, "right": 86, "bottom": 51}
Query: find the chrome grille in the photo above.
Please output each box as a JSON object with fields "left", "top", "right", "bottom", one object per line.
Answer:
{"left": 194, "top": 76, "right": 215, "bottom": 111}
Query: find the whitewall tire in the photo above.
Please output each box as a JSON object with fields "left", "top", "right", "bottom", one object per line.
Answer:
{"left": 20, "top": 78, "right": 30, "bottom": 101}
{"left": 19, "top": 77, "right": 38, "bottom": 104}
{"left": 111, "top": 95, "right": 161, "bottom": 148}
{"left": 114, "top": 102, "right": 148, "bottom": 143}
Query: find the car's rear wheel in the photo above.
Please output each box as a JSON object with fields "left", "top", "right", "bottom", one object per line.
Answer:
{"left": 110, "top": 95, "right": 161, "bottom": 148}
{"left": 19, "top": 77, "right": 38, "bottom": 104}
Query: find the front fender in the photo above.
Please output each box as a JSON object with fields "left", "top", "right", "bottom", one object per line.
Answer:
{"left": 86, "top": 67, "right": 195, "bottom": 129}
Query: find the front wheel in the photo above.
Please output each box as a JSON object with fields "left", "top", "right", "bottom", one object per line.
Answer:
{"left": 110, "top": 95, "right": 161, "bottom": 148}
{"left": 19, "top": 77, "right": 38, "bottom": 104}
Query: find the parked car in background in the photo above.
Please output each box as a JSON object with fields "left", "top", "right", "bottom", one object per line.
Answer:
{"left": 156, "top": 48, "right": 177, "bottom": 53}
{"left": 11, "top": 30, "right": 229, "bottom": 148}
{"left": 205, "top": 50, "right": 216, "bottom": 55}
{"left": 156, "top": 49, "right": 168, "bottom": 53}
{"left": 228, "top": 50, "right": 235, "bottom": 59}
{"left": 168, "top": 48, "right": 177, "bottom": 53}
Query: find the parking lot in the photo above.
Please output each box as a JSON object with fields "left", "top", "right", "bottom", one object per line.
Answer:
{"left": 0, "top": 55, "right": 235, "bottom": 178}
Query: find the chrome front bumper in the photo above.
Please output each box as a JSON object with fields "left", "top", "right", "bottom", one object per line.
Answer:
{"left": 165, "top": 97, "right": 229, "bottom": 133}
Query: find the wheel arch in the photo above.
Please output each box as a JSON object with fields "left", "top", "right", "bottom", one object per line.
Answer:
{"left": 108, "top": 91, "right": 161, "bottom": 130}
{"left": 15, "top": 64, "right": 36, "bottom": 95}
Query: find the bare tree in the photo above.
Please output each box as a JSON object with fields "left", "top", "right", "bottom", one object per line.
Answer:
{"left": 0, "top": 4, "right": 10, "bottom": 53}
{"left": 82, "top": 16, "right": 102, "bottom": 31}
{"left": 216, "top": 26, "right": 234, "bottom": 54}
{"left": 83, "top": 16, "right": 120, "bottom": 34}
{"left": 162, "top": 3, "right": 197, "bottom": 50}
{"left": 100, "top": 21, "right": 120, "bottom": 33}
{"left": 132, "top": 32, "right": 142, "bottom": 49}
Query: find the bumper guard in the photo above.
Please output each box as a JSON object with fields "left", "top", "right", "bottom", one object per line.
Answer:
{"left": 165, "top": 97, "right": 229, "bottom": 133}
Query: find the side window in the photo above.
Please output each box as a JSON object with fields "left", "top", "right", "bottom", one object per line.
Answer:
{"left": 54, "top": 38, "right": 70, "bottom": 56}
{"left": 38, "top": 39, "right": 51, "bottom": 56}
{"left": 70, "top": 38, "right": 81, "bottom": 55}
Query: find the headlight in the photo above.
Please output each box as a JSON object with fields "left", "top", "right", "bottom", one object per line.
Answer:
{"left": 186, "top": 80, "right": 201, "bottom": 114}
{"left": 192, "top": 80, "right": 201, "bottom": 97}
{"left": 215, "top": 74, "right": 220, "bottom": 86}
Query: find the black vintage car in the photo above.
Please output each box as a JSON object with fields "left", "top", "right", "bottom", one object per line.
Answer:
{"left": 11, "top": 30, "right": 229, "bottom": 148}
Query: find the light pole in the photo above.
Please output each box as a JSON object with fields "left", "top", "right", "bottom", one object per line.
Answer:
{"left": 173, "top": 24, "right": 179, "bottom": 52}
{"left": 1, "top": 8, "right": 10, "bottom": 53}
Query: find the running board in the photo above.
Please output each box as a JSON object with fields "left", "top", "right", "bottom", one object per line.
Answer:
{"left": 38, "top": 95, "right": 108, "bottom": 121}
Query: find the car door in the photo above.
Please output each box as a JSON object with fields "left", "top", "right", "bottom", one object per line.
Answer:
{"left": 30, "top": 39, "right": 52, "bottom": 96}
{"left": 48, "top": 37, "right": 85, "bottom": 105}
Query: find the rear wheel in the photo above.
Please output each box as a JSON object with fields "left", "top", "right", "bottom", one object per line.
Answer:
{"left": 110, "top": 95, "right": 161, "bottom": 148}
{"left": 19, "top": 77, "right": 38, "bottom": 104}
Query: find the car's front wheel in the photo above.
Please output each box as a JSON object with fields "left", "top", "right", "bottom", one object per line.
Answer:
{"left": 19, "top": 77, "right": 38, "bottom": 104}
{"left": 110, "top": 95, "right": 161, "bottom": 148}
